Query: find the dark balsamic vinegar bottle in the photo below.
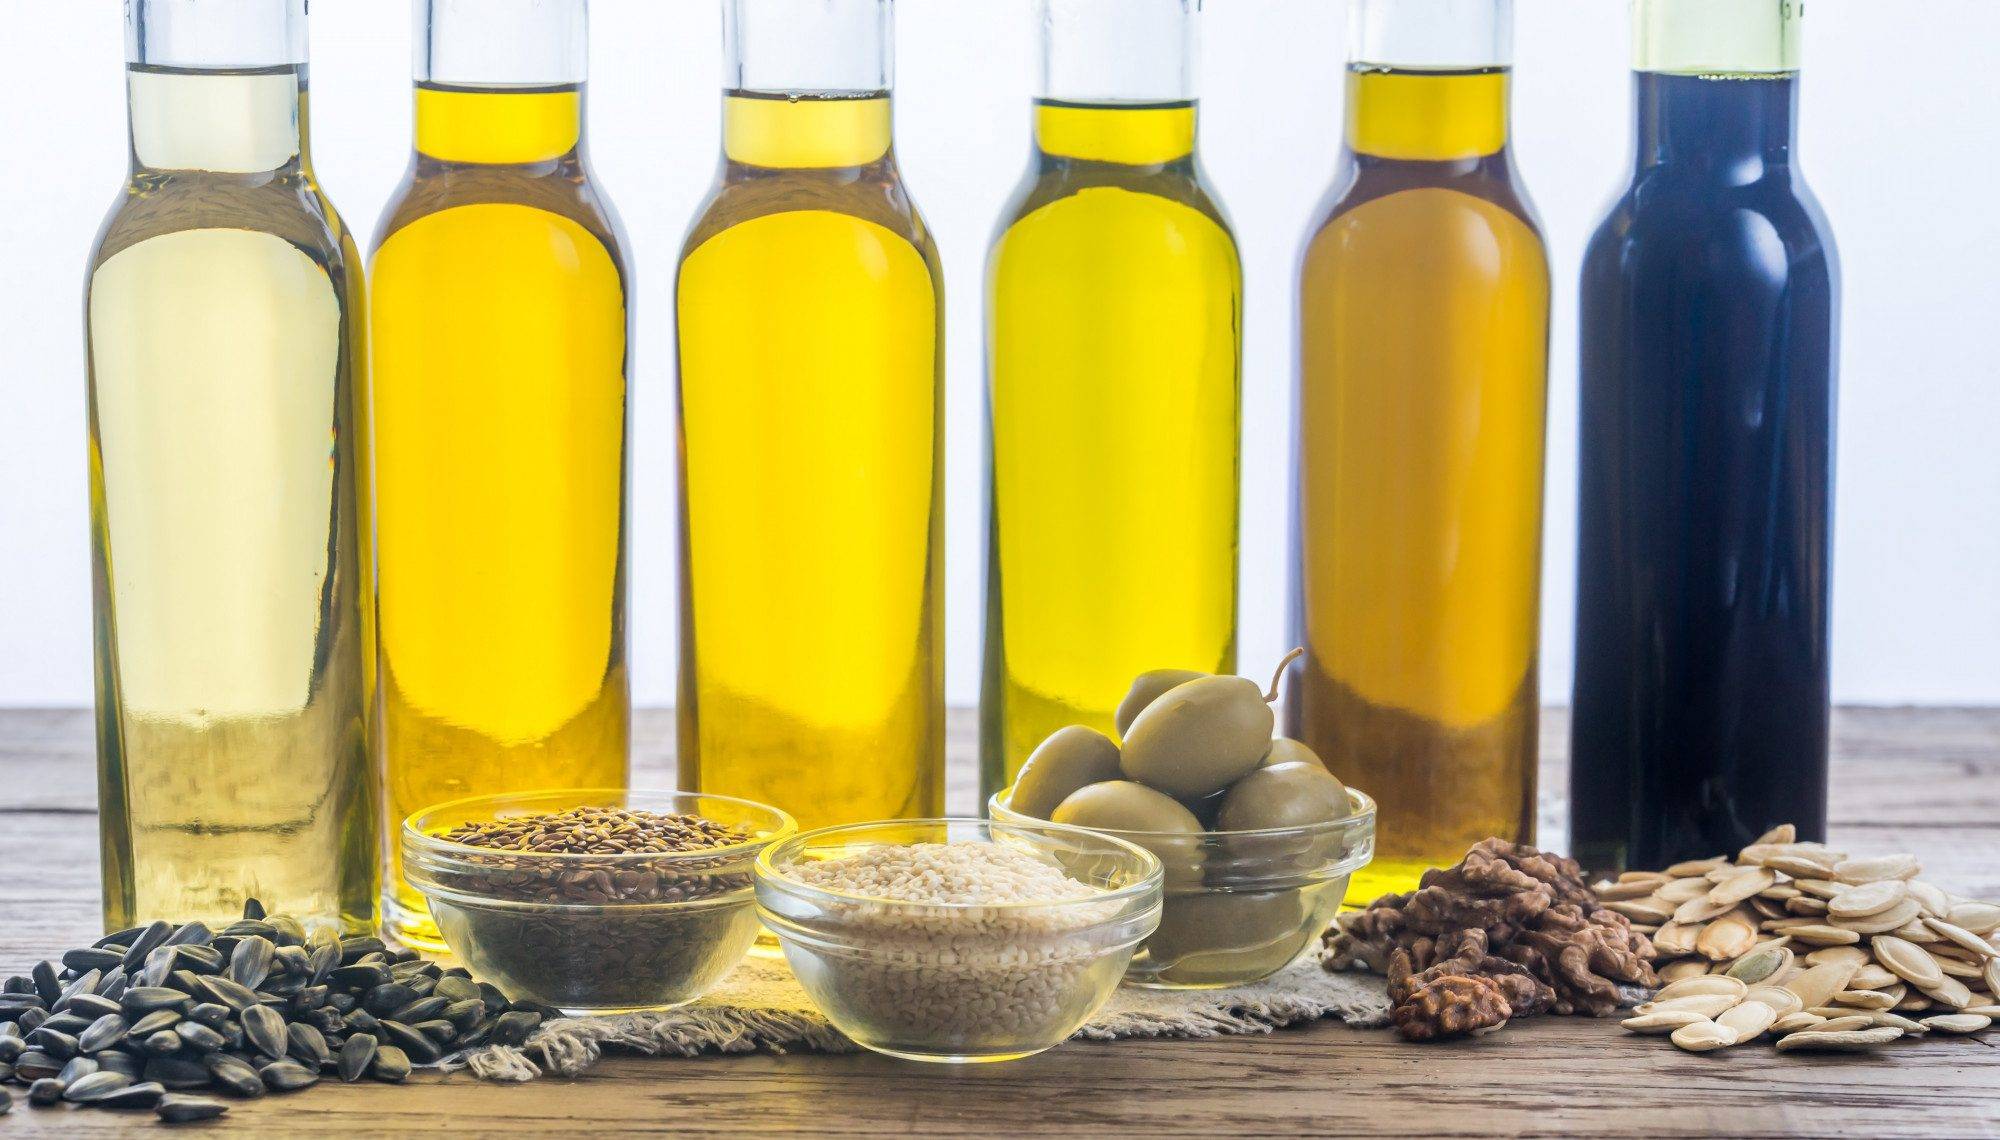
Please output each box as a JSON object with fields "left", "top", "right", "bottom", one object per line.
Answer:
{"left": 1571, "top": 0, "right": 1839, "bottom": 874}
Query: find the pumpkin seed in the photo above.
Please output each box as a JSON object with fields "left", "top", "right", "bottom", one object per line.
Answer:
{"left": 1622, "top": 1009, "right": 1708, "bottom": 1034}
{"left": 1923, "top": 917, "right": 2000, "bottom": 960}
{"left": 1832, "top": 854, "right": 1919, "bottom": 884}
{"left": 1871, "top": 935, "right": 1944, "bottom": 988}
{"left": 1826, "top": 879, "right": 1908, "bottom": 919}
{"left": 1775, "top": 1026, "right": 1903, "bottom": 1052}
{"left": 1669, "top": 1020, "right": 1737, "bottom": 1052}
{"left": 1725, "top": 945, "right": 1793, "bottom": 985}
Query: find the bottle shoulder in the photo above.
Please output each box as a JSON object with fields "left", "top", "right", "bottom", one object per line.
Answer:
{"left": 992, "top": 163, "right": 1238, "bottom": 258}
{"left": 90, "top": 167, "right": 352, "bottom": 281}
{"left": 680, "top": 158, "right": 939, "bottom": 272}
{"left": 1586, "top": 170, "right": 1837, "bottom": 280}
{"left": 370, "top": 156, "right": 629, "bottom": 270}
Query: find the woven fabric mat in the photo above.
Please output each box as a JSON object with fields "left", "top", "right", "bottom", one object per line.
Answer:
{"left": 455, "top": 953, "right": 1392, "bottom": 1081}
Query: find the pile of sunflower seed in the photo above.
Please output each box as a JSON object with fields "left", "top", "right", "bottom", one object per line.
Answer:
{"left": 0, "top": 900, "right": 553, "bottom": 1124}
{"left": 1600, "top": 826, "right": 2000, "bottom": 1054}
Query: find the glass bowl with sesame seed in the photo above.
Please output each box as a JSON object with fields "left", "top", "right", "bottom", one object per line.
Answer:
{"left": 404, "top": 789, "right": 795, "bottom": 1014}
{"left": 755, "top": 818, "right": 1163, "bottom": 1063}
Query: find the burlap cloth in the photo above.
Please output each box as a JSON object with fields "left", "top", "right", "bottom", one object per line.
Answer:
{"left": 455, "top": 952, "right": 1391, "bottom": 1081}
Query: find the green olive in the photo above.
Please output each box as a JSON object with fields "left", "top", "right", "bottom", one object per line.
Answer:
{"left": 1051, "top": 781, "right": 1205, "bottom": 888}
{"left": 1142, "top": 890, "right": 1309, "bottom": 981}
{"left": 1216, "top": 761, "right": 1350, "bottom": 832}
{"left": 1119, "top": 675, "right": 1274, "bottom": 801}
{"left": 1114, "top": 668, "right": 1207, "bottom": 738}
{"left": 1259, "top": 737, "right": 1329, "bottom": 772}
{"left": 1008, "top": 726, "right": 1123, "bottom": 819}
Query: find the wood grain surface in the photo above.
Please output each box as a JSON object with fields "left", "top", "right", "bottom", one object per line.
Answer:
{"left": 2, "top": 707, "right": 1997, "bottom": 1138}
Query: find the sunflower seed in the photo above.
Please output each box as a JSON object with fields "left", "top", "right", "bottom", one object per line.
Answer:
{"left": 27, "top": 1078, "right": 65, "bottom": 1105}
{"left": 337, "top": 1032, "right": 377, "bottom": 1081}
{"left": 121, "top": 986, "right": 191, "bottom": 1016}
{"left": 62, "top": 1071, "right": 133, "bottom": 1103}
{"left": 144, "top": 1055, "right": 211, "bottom": 1090}
{"left": 379, "top": 1019, "right": 442, "bottom": 1063}
{"left": 78, "top": 1013, "right": 129, "bottom": 1053}
{"left": 59, "top": 1055, "right": 100, "bottom": 1083}
{"left": 227, "top": 936, "right": 275, "bottom": 991}
{"left": 242, "top": 1003, "right": 287, "bottom": 1061}
{"left": 204, "top": 1054, "right": 265, "bottom": 1099}
{"left": 97, "top": 1080, "right": 166, "bottom": 1110}
{"left": 260, "top": 1060, "right": 318, "bottom": 1092}
{"left": 157, "top": 1095, "right": 229, "bottom": 1123}
{"left": 286, "top": 1022, "right": 331, "bottom": 1067}
{"left": 370, "top": 1044, "right": 411, "bottom": 1083}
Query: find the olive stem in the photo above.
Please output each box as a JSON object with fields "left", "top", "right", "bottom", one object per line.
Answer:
{"left": 1265, "top": 648, "right": 1305, "bottom": 704}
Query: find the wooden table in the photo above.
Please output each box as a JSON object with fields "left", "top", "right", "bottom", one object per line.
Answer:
{"left": 4, "top": 707, "right": 1998, "bottom": 1137}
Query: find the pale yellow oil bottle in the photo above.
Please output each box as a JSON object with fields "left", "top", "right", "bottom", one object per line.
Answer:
{"left": 982, "top": 97, "right": 1240, "bottom": 795}
{"left": 676, "top": 89, "right": 945, "bottom": 831}
{"left": 1291, "top": 61, "right": 1550, "bottom": 904}
{"left": 369, "top": 78, "right": 631, "bottom": 945}
{"left": 87, "top": 41, "right": 376, "bottom": 932}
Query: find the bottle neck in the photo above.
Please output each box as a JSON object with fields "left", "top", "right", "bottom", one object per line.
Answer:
{"left": 413, "top": 0, "right": 587, "bottom": 165}
{"left": 721, "top": 0, "right": 893, "bottom": 169}
{"left": 1343, "top": 0, "right": 1511, "bottom": 161}
{"left": 1033, "top": 0, "right": 1198, "bottom": 165}
{"left": 1635, "top": 71, "right": 1795, "bottom": 175}
{"left": 1630, "top": 0, "right": 1800, "bottom": 176}
{"left": 1633, "top": 0, "right": 1799, "bottom": 75}
{"left": 125, "top": 0, "right": 308, "bottom": 173}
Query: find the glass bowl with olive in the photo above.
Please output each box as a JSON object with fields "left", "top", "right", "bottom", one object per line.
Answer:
{"left": 990, "top": 651, "right": 1376, "bottom": 988}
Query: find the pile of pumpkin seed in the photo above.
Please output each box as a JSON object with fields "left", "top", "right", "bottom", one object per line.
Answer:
{"left": 1601, "top": 826, "right": 2000, "bottom": 1054}
{"left": 0, "top": 900, "right": 552, "bottom": 1124}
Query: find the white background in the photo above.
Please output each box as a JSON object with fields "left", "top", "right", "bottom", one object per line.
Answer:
{"left": 2, "top": 0, "right": 1996, "bottom": 710}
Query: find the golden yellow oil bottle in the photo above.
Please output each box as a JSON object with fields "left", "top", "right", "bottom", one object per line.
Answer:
{"left": 677, "top": 0, "right": 944, "bottom": 831}
{"left": 369, "top": 0, "right": 630, "bottom": 944}
{"left": 86, "top": 0, "right": 376, "bottom": 933}
{"left": 982, "top": 0, "right": 1240, "bottom": 796}
{"left": 1289, "top": 0, "right": 1549, "bottom": 903}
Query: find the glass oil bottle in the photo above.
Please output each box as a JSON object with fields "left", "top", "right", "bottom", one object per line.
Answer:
{"left": 1571, "top": 0, "right": 1837, "bottom": 874}
{"left": 1289, "top": 0, "right": 1549, "bottom": 902}
{"left": 369, "top": 0, "right": 632, "bottom": 945}
{"left": 86, "top": 0, "right": 377, "bottom": 934}
{"left": 980, "top": 0, "right": 1241, "bottom": 798}
{"left": 676, "top": 0, "right": 945, "bottom": 832}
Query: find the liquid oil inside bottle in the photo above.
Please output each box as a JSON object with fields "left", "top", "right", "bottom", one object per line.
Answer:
{"left": 1290, "top": 66, "right": 1549, "bottom": 902}
{"left": 982, "top": 97, "right": 1239, "bottom": 792}
{"left": 89, "top": 63, "right": 376, "bottom": 933}
{"left": 369, "top": 80, "right": 631, "bottom": 944}
{"left": 676, "top": 91, "right": 945, "bottom": 831}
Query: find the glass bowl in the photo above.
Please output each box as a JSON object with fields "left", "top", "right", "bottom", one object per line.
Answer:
{"left": 991, "top": 786, "right": 1376, "bottom": 988}
{"left": 403, "top": 788, "right": 795, "bottom": 1015}
{"left": 755, "top": 818, "right": 1162, "bottom": 1063}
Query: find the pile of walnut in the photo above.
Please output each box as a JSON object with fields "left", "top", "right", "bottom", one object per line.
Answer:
{"left": 1321, "top": 838, "right": 1658, "bottom": 1040}
{"left": 1603, "top": 825, "right": 1999, "bottom": 1053}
